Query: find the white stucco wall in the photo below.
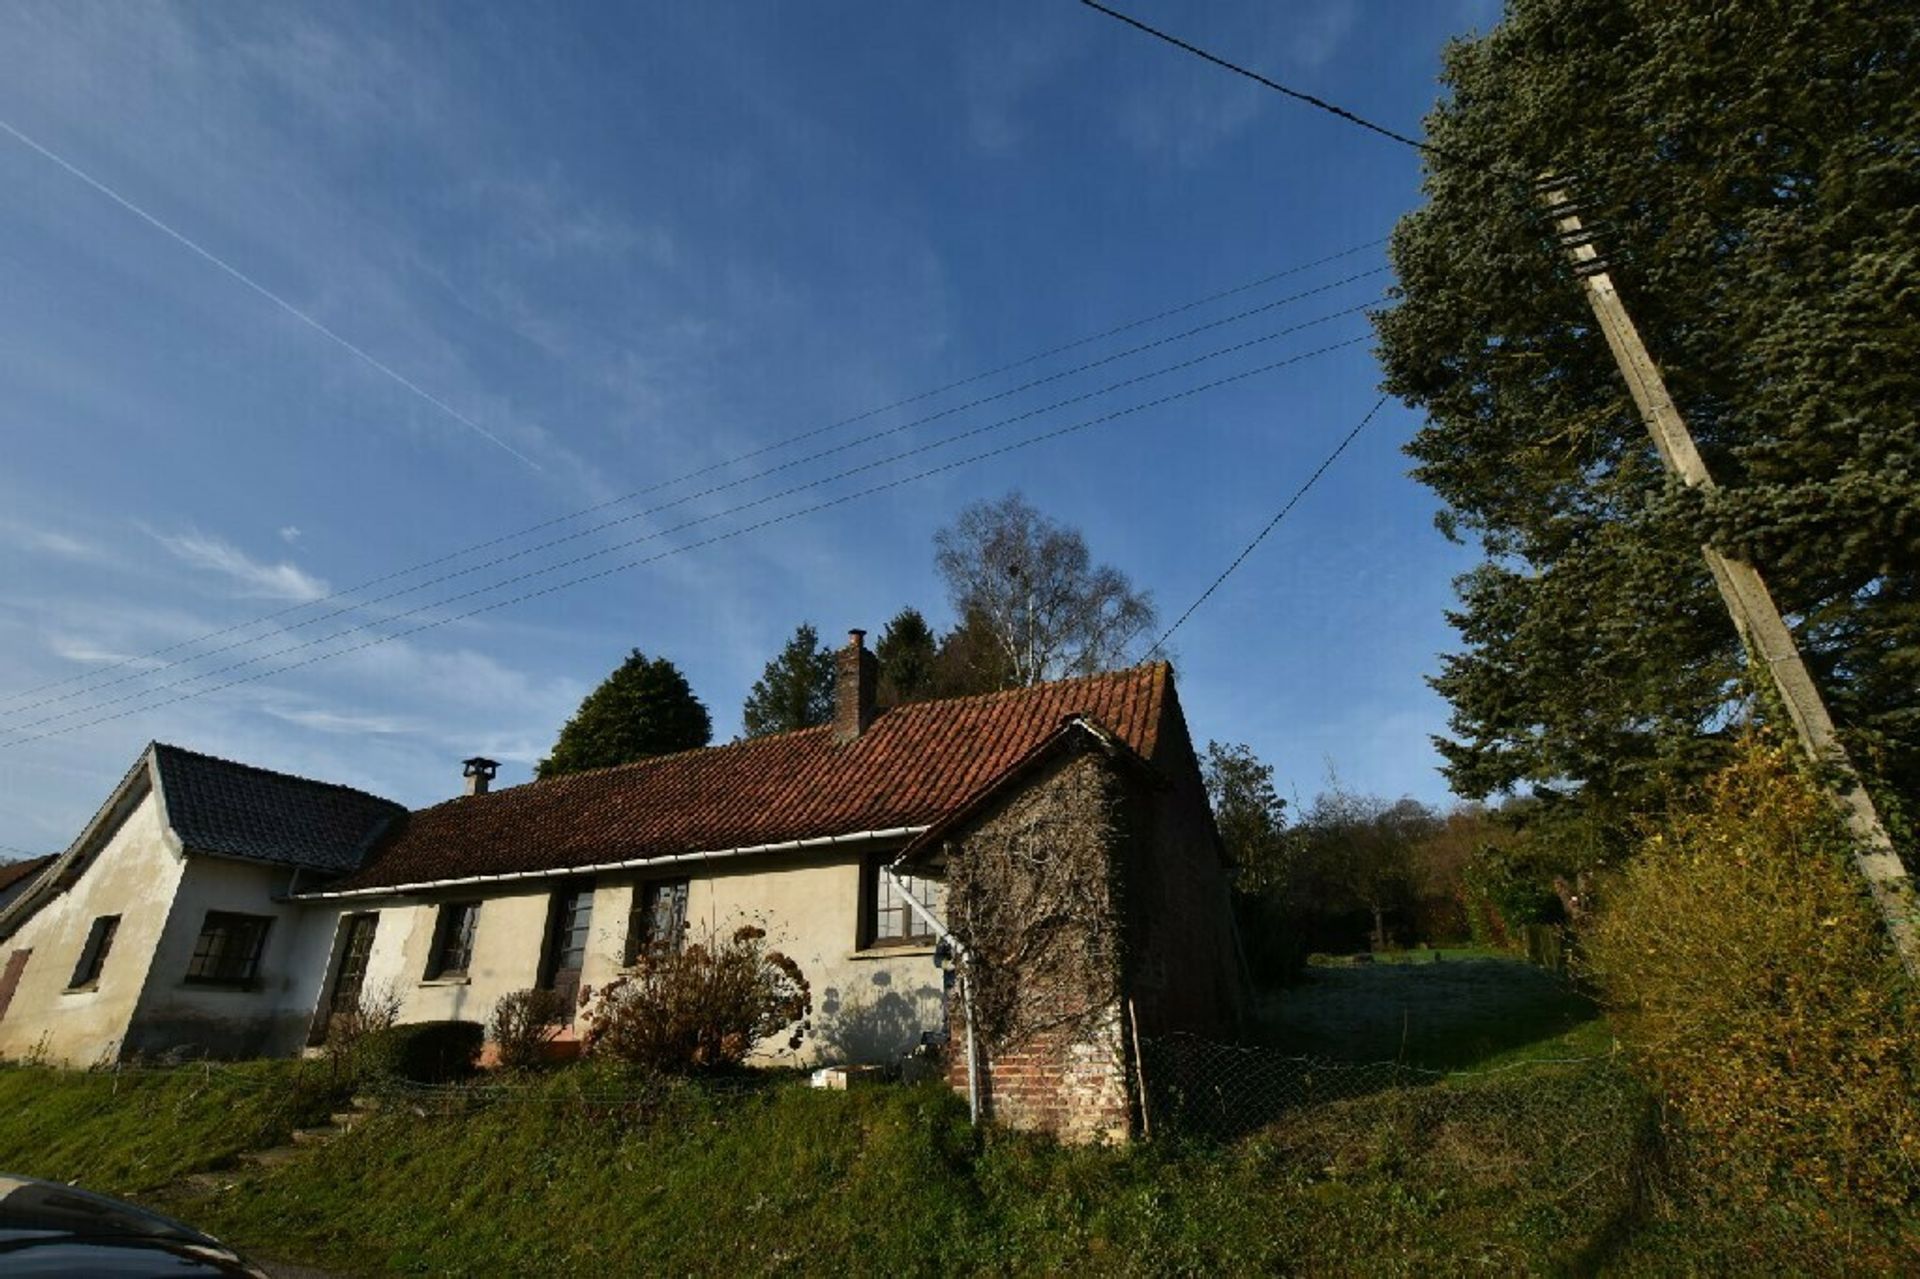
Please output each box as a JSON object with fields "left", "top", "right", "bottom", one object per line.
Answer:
{"left": 0, "top": 785, "right": 182, "bottom": 1066}
{"left": 342, "top": 848, "right": 946, "bottom": 1066}
{"left": 122, "top": 855, "right": 340, "bottom": 1061}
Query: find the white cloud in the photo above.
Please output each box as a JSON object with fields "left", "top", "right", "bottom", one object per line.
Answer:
{"left": 0, "top": 522, "right": 105, "bottom": 562}
{"left": 278, "top": 525, "right": 302, "bottom": 544}
{"left": 154, "top": 530, "right": 330, "bottom": 601}
{"left": 261, "top": 705, "right": 413, "bottom": 735}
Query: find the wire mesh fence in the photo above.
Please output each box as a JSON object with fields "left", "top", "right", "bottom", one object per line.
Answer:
{"left": 1138, "top": 1032, "right": 1655, "bottom": 1203}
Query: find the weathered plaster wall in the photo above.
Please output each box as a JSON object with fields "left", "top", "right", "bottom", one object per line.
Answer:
{"left": 123, "top": 855, "right": 338, "bottom": 1061}
{"left": 0, "top": 787, "right": 182, "bottom": 1066}
{"left": 342, "top": 849, "right": 942, "bottom": 1065}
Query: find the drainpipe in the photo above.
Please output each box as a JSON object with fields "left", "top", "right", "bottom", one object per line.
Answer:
{"left": 884, "top": 864, "right": 981, "bottom": 1127}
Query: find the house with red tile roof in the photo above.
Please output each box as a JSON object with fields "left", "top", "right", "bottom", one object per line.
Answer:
{"left": 0, "top": 632, "right": 1243, "bottom": 1139}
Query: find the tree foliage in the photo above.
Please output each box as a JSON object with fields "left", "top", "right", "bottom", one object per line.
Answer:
{"left": 1202, "top": 741, "right": 1289, "bottom": 894}
{"left": 934, "top": 492, "right": 1155, "bottom": 687}
{"left": 539, "top": 650, "right": 711, "bottom": 778}
{"left": 1375, "top": 0, "right": 1920, "bottom": 813}
{"left": 874, "top": 607, "right": 939, "bottom": 706}
{"left": 742, "top": 623, "right": 835, "bottom": 738}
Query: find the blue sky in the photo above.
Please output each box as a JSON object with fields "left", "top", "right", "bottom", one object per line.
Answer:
{"left": 0, "top": 0, "right": 1500, "bottom": 857}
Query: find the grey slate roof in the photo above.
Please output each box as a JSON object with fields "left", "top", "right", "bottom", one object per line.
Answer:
{"left": 152, "top": 743, "right": 405, "bottom": 875}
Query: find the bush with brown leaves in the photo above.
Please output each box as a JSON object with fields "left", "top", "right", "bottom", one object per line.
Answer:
{"left": 579, "top": 923, "right": 811, "bottom": 1073}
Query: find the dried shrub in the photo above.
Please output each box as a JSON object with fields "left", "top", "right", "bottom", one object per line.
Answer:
{"left": 1583, "top": 738, "right": 1920, "bottom": 1266}
{"left": 324, "top": 983, "right": 402, "bottom": 1084}
{"left": 579, "top": 923, "right": 810, "bottom": 1073}
{"left": 489, "top": 988, "right": 571, "bottom": 1071}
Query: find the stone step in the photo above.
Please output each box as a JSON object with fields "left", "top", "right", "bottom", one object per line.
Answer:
{"left": 238, "top": 1146, "right": 304, "bottom": 1169}
{"left": 350, "top": 1094, "right": 384, "bottom": 1112}
{"left": 329, "top": 1111, "right": 368, "bottom": 1129}
{"left": 289, "top": 1127, "right": 336, "bottom": 1147}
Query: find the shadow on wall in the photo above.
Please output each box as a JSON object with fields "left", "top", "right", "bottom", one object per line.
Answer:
{"left": 814, "top": 969, "right": 944, "bottom": 1065}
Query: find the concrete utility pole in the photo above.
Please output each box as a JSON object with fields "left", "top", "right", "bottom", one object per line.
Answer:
{"left": 1539, "top": 179, "right": 1920, "bottom": 981}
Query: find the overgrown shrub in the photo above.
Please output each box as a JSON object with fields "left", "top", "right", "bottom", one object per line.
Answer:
{"left": 361, "top": 1020, "right": 484, "bottom": 1085}
{"left": 580, "top": 923, "right": 810, "bottom": 1072}
{"left": 322, "top": 983, "right": 402, "bottom": 1085}
{"left": 489, "top": 988, "right": 571, "bottom": 1070}
{"left": 1584, "top": 739, "right": 1920, "bottom": 1268}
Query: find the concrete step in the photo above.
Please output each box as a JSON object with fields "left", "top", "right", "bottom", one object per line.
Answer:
{"left": 289, "top": 1127, "right": 336, "bottom": 1147}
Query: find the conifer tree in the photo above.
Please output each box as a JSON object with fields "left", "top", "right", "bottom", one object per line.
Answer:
{"left": 742, "top": 624, "right": 836, "bottom": 737}
{"left": 538, "top": 650, "right": 711, "bottom": 778}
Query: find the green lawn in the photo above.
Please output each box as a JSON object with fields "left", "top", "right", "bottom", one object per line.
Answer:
{"left": 1261, "top": 951, "right": 1608, "bottom": 1068}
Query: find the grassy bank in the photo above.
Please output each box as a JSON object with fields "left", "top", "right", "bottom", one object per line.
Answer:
{"left": 176, "top": 1061, "right": 1643, "bottom": 1276}
{"left": 0, "top": 959, "right": 1662, "bottom": 1275}
{"left": 0, "top": 1058, "right": 341, "bottom": 1195}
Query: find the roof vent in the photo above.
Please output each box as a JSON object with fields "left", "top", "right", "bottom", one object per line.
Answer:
{"left": 462, "top": 757, "right": 499, "bottom": 797}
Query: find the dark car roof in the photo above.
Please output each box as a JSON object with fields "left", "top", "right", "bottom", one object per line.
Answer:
{"left": 0, "top": 1173, "right": 263, "bottom": 1277}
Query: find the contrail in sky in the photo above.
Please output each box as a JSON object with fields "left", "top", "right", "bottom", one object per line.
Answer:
{"left": 0, "top": 117, "right": 544, "bottom": 472}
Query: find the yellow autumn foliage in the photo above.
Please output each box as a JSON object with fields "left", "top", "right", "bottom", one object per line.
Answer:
{"left": 1584, "top": 739, "right": 1920, "bottom": 1268}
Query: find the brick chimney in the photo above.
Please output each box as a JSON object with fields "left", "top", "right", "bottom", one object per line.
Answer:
{"left": 834, "top": 629, "right": 878, "bottom": 744}
{"left": 462, "top": 756, "right": 499, "bottom": 797}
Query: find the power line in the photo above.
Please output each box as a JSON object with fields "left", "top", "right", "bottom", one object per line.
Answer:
{"left": 0, "top": 314, "right": 1376, "bottom": 737}
{"left": 1147, "top": 395, "right": 1389, "bottom": 656}
{"left": 0, "top": 118, "right": 544, "bottom": 472}
{"left": 0, "top": 235, "right": 1387, "bottom": 710}
{"left": 0, "top": 330, "right": 1373, "bottom": 749}
{"left": 1077, "top": 1, "right": 1480, "bottom": 169}
{"left": 1, "top": 276, "right": 1387, "bottom": 723}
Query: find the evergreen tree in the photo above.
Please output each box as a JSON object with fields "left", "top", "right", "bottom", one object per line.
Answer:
{"left": 742, "top": 623, "right": 836, "bottom": 737}
{"left": 538, "top": 650, "right": 711, "bottom": 778}
{"left": 1374, "top": 0, "right": 1920, "bottom": 813}
{"left": 875, "top": 607, "right": 939, "bottom": 706}
{"left": 933, "top": 607, "right": 1019, "bottom": 698}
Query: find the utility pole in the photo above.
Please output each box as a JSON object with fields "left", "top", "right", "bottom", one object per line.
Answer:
{"left": 1537, "top": 179, "right": 1920, "bottom": 980}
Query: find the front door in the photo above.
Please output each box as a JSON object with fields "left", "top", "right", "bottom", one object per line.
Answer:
{"left": 327, "top": 914, "right": 379, "bottom": 1019}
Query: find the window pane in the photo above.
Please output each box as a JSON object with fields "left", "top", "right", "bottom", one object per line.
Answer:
{"left": 69, "top": 915, "right": 119, "bottom": 988}
{"left": 430, "top": 903, "right": 479, "bottom": 978}
{"left": 869, "top": 866, "right": 938, "bottom": 945}
{"left": 627, "top": 879, "right": 689, "bottom": 961}
{"left": 185, "top": 912, "right": 271, "bottom": 984}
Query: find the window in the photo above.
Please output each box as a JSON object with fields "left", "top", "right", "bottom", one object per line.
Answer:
{"left": 184, "top": 912, "right": 272, "bottom": 986}
{"left": 626, "top": 879, "right": 688, "bottom": 963}
{"left": 67, "top": 915, "right": 120, "bottom": 990}
{"left": 425, "top": 902, "right": 480, "bottom": 980}
{"left": 864, "top": 861, "right": 939, "bottom": 948}
{"left": 539, "top": 886, "right": 593, "bottom": 1011}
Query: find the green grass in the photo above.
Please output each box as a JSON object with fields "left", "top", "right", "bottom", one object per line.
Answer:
{"left": 1259, "top": 952, "right": 1607, "bottom": 1069}
{"left": 0, "top": 961, "right": 1655, "bottom": 1276}
{"left": 163, "top": 1060, "right": 1647, "bottom": 1277}
{"left": 0, "top": 1058, "right": 344, "bottom": 1195}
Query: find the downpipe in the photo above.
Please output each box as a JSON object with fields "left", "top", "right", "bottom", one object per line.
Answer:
{"left": 884, "top": 864, "right": 981, "bottom": 1126}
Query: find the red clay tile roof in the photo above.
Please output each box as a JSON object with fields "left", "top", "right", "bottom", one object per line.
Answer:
{"left": 332, "top": 663, "right": 1175, "bottom": 892}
